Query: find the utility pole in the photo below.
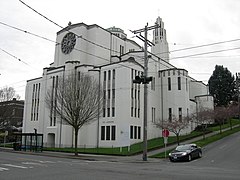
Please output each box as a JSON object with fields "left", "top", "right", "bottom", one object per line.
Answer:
{"left": 236, "top": 73, "right": 240, "bottom": 122}
{"left": 132, "top": 23, "right": 159, "bottom": 161}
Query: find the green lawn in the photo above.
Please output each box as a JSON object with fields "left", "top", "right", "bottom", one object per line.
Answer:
{"left": 43, "top": 130, "right": 206, "bottom": 156}
{"left": 150, "top": 124, "right": 240, "bottom": 158}
{"left": 3, "top": 119, "right": 240, "bottom": 156}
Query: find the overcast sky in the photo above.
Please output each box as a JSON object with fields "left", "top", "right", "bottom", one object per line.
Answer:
{"left": 1, "top": 0, "right": 240, "bottom": 99}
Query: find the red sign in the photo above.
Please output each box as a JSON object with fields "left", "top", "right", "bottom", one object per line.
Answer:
{"left": 162, "top": 129, "right": 169, "bottom": 137}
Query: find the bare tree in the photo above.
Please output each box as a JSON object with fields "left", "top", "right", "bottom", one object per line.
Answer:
{"left": 0, "top": 87, "right": 20, "bottom": 102}
{"left": 0, "top": 104, "right": 14, "bottom": 131}
{"left": 195, "top": 108, "right": 214, "bottom": 139}
{"left": 45, "top": 72, "right": 102, "bottom": 155}
{"left": 156, "top": 116, "right": 189, "bottom": 145}
{"left": 214, "top": 106, "right": 229, "bottom": 134}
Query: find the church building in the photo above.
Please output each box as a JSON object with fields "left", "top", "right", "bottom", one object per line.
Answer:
{"left": 23, "top": 17, "right": 213, "bottom": 148}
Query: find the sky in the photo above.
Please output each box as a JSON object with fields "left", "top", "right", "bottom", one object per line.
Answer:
{"left": 1, "top": 0, "right": 240, "bottom": 100}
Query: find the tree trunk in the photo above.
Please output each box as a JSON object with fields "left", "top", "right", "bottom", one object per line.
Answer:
{"left": 74, "top": 128, "right": 79, "bottom": 156}
{"left": 229, "top": 118, "right": 232, "bottom": 130}
{"left": 202, "top": 125, "right": 206, "bottom": 140}
{"left": 219, "top": 123, "right": 222, "bottom": 134}
{"left": 177, "top": 134, "right": 180, "bottom": 145}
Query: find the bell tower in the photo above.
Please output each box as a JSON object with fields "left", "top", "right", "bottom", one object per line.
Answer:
{"left": 151, "top": 16, "right": 169, "bottom": 62}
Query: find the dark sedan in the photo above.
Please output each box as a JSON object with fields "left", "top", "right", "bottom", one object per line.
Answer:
{"left": 169, "top": 144, "right": 202, "bottom": 162}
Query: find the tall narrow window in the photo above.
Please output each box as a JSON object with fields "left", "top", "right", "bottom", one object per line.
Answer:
{"left": 112, "top": 107, "right": 115, "bottom": 117}
{"left": 179, "top": 107, "right": 182, "bottom": 122}
{"left": 53, "top": 75, "right": 58, "bottom": 126}
{"left": 104, "top": 71, "right": 106, "bottom": 81}
{"left": 131, "top": 69, "right": 134, "bottom": 80}
{"left": 138, "top": 126, "right": 141, "bottom": 139}
{"left": 130, "top": 126, "right": 133, "bottom": 139}
{"left": 113, "top": 69, "right": 115, "bottom": 79}
{"left": 178, "top": 70, "right": 181, "bottom": 76}
{"left": 168, "top": 70, "right": 170, "bottom": 76}
{"left": 78, "top": 71, "right": 81, "bottom": 81}
{"left": 107, "top": 108, "right": 110, "bottom": 117}
{"left": 178, "top": 77, "right": 181, "bottom": 90}
{"left": 108, "top": 70, "right": 111, "bottom": 80}
{"left": 186, "top": 78, "right": 188, "bottom": 91}
{"left": 131, "top": 107, "right": 133, "bottom": 117}
{"left": 112, "top": 89, "right": 115, "bottom": 99}
{"left": 120, "top": 45, "right": 124, "bottom": 55}
{"left": 134, "top": 126, "right": 137, "bottom": 139}
{"left": 168, "top": 77, "right": 171, "bottom": 91}
{"left": 50, "top": 76, "right": 55, "bottom": 126}
{"left": 152, "top": 107, "right": 156, "bottom": 123}
{"left": 103, "top": 108, "right": 106, "bottom": 117}
{"left": 108, "top": 90, "right": 111, "bottom": 99}
{"left": 106, "top": 126, "right": 110, "bottom": 140}
{"left": 151, "top": 77, "right": 155, "bottom": 90}
{"left": 111, "top": 126, "right": 116, "bottom": 140}
{"left": 168, "top": 108, "right": 172, "bottom": 122}
{"left": 101, "top": 126, "right": 105, "bottom": 140}
{"left": 103, "top": 90, "right": 106, "bottom": 100}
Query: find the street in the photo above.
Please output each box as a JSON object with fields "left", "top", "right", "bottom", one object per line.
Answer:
{"left": 1, "top": 131, "right": 240, "bottom": 180}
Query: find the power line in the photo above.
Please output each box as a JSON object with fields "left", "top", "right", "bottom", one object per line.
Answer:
{"left": 19, "top": 0, "right": 63, "bottom": 29}
{"left": 157, "top": 38, "right": 240, "bottom": 55}
{"left": 0, "top": 21, "right": 57, "bottom": 44}
{"left": 17, "top": 0, "right": 230, "bottom": 83}
{"left": 170, "top": 46, "right": 240, "bottom": 60}
{"left": 19, "top": 0, "right": 119, "bottom": 54}
{"left": 0, "top": 47, "right": 29, "bottom": 66}
{"left": 0, "top": 21, "right": 130, "bottom": 69}
{"left": 18, "top": 0, "right": 240, "bottom": 72}
{"left": 18, "top": 0, "right": 136, "bottom": 70}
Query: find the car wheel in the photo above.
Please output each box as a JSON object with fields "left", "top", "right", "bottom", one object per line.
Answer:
{"left": 188, "top": 155, "right": 192, "bottom": 161}
{"left": 198, "top": 152, "right": 202, "bottom": 158}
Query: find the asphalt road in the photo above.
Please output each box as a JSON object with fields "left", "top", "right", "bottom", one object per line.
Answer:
{"left": 1, "top": 131, "right": 240, "bottom": 180}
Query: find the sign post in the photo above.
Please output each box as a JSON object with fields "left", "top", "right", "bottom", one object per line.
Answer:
{"left": 4, "top": 131, "right": 8, "bottom": 147}
{"left": 162, "top": 129, "right": 169, "bottom": 158}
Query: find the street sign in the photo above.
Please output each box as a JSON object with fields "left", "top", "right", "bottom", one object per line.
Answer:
{"left": 164, "top": 136, "right": 168, "bottom": 144}
{"left": 162, "top": 129, "right": 169, "bottom": 137}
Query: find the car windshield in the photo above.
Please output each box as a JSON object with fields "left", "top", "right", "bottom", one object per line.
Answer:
{"left": 175, "top": 145, "right": 191, "bottom": 151}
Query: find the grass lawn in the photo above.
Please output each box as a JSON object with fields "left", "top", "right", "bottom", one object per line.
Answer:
{"left": 43, "top": 130, "right": 207, "bottom": 156}
{"left": 43, "top": 119, "right": 240, "bottom": 156}
{"left": 150, "top": 124, "right": 240, "bottom": 158}
{"left": 3, "top": 119, "right": 240, "bottom": 156}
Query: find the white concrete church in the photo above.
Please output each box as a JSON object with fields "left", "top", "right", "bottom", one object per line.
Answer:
{"left": 23, "top": 17, "right": 214, "bottom": 148}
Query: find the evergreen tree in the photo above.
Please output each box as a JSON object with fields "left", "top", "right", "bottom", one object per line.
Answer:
{"left": 208, "top": 65, "right": 235, "bottom": 107}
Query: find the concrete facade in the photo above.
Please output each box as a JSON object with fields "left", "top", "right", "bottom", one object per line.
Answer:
{"left": 23, "top": 17, "right": 213, "bottom": 148}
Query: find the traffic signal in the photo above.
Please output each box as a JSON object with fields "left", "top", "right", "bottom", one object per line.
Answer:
{"left": 133, "top": 76, "right": 153, "bottom": 84}
{"left": 143, "top": 76, "right": 152, "bottom": 84}
{"left": 133, "top": 76, "right": 142, "bottom": 84}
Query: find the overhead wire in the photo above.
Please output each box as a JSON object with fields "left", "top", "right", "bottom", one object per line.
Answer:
{"left": 19, "top": 0, "right": 119, "bottom": 54}
{"left": 0, "top": 21, "right": 57, "bottom": 44}
{"left": 157, "top": 38, "right": 240, "bottom": 55}
{"left": 18, "top": 0, "right": 240, "bottom": 72}
{"left": 0, "top": 47, "right": 29, "bottom": 66}
{"left": 4, "top": 0, "right": 235, "bottom": 92}
{"left": 169, "top": 46, "right": 240, "bottom": 60}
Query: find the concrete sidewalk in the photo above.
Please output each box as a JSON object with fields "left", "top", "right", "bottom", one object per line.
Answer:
{"left": 0, "top": 125, "right": 238, "bottom": 163}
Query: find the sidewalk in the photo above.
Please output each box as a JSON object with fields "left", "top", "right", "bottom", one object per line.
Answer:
{"left": 0, "top": 125, "right": 238, "bottom": 163}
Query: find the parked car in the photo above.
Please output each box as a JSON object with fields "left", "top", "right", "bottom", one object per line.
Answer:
{"left": 169, "top": 144, "right": 202, "bottom": 162}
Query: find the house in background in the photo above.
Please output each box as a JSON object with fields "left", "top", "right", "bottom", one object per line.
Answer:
{"left": 23, "top": 16, "right": 214, "bottom": 148}
{"left": 0, "top": 98, "right": 24, "bottom": 132}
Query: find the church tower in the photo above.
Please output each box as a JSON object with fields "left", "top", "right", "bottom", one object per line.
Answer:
{"left": 151, "top": 16, "right": 169, "bottom": 62}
